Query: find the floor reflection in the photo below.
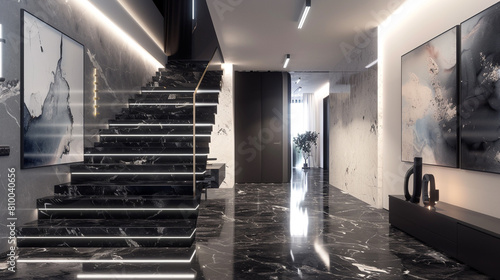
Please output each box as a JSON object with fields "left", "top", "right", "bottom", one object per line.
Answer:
{"left": 0, "top": 168, "right": 490, "bottom": 279}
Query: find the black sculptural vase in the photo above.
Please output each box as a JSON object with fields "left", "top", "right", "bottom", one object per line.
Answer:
{"left": 422, "top": 174, "right": 439, "bottom": 207}
{"left": 404, "top": 157, "right": 422, "bottom": 203}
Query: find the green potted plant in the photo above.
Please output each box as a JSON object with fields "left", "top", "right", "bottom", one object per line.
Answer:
{"left": 293, "top": 131, "right": 319, "bottom": 169}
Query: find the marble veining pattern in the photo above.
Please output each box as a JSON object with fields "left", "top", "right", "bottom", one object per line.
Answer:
{"left": 0, "top": 169, "right": 489, "bottom": 279}
{"left": 329, "top": 69, "right": 379, "bottom": 207}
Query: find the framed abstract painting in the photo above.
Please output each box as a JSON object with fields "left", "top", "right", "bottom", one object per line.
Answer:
{"left": 21, "top": 10, "right": 84, "bottom": 168}
{"left": 460, "top": 2, "right": 500, "bottom": 174}
{"left": 401, "top": 26, "right": 459, "bottom": 167}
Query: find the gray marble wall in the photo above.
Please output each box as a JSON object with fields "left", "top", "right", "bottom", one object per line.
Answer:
{"left": 0, "top": 0, "right": 163, "bottom": 253}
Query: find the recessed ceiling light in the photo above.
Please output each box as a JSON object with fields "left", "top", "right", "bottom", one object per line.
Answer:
{"left": 365, "top": 59, "right": 378, "bottom": 69}
{"left": 283, "top": 54, "right": 290, "bottom": 68}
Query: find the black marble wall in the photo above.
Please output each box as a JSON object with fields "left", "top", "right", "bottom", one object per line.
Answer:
{"left": 0, "top": 0, "right": 164, "bottom": 253}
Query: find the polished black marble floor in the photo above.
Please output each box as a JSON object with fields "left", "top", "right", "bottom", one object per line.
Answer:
{"left": 0, "top": 168, "right": 491, "bottom": 279}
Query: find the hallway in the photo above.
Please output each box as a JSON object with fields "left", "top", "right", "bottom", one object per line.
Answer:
{"left": 1, "top": 169, "right": 489, "bottom": 279}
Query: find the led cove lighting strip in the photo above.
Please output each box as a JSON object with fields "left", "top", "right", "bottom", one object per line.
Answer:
{"left": 20, "top": 230, "right": 196, "bottom": 239}
{"left": 77, "top": 0, "right": 163, "bottom": 69}
{"left": 19, "top": 249, "right": 197, "bottom": 264}
{"left": 41, "top": 205, "right": 200, "bottom": 211}
{"left": 77, "top": 274, "right": 195, "bottom": 279}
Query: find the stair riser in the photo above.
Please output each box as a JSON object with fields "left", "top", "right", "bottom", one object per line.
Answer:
{"left": 135, "top": 92, "right": 219, "bottom": 99}
{"left": 81, "top": 263, "right": 196, "bottom": 274}
{"left": 93, "top": 142, "right": 210, "bottom": 149}
{"left": 84, "top": 156, "right": 207, "bottom": 165}
{"left": 130, "top": 97, "right": 219, "bottom": 103}
{"left": 17, "top": 237, "right": 194, "bottom": 247}
{"left": 54, "top": 184, "right": 204, "bottom": 196}
{"left": 115, "top": 112, "right": 215, "bottom": 123}
{"left": 125, "top": 107, "right": 217, "bottom": 115}
{"left": 98, "top": 136, "right": 212, "bottom": 143}
{"left": 38, "top": 210, "right": 199, "bottom": 220}
{"left": 100, "top": 127, "right": 213, "bottom": 134}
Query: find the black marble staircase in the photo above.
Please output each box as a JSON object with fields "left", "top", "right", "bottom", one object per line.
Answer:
{"left": 15, "top": 61, "right": 222, "bottom": 276}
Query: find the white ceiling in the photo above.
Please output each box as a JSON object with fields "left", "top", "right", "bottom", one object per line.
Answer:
{"left": 206, "top": 0, "right": 404, "bottom": 72}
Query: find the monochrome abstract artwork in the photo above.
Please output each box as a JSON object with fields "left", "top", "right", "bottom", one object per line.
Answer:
{"left": 22, "top": 10, "right": 84, "bottom": 168}
{"left": 461, "top": 2, "right": 500, "bottom": 174}
{"left": 401, "top": 27, "right": 458, "bottom": 167}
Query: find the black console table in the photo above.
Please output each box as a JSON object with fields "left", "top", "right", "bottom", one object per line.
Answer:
{"left": 389, "top": 195, "right": 500, "bottom": 279}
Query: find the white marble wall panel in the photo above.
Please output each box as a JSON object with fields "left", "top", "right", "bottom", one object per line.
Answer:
{"left": 329, "top": 70, "right": 379, "bottom": 207}
{"left": 208, "top": 64, "right": 235, "bottom": 188}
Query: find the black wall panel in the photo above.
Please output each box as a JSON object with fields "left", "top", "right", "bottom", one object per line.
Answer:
{"left": 235, "top": 72, "right": 262, "bottom": 183}
{"left": 235, "top": 72, "right": 290, "bottom": 183}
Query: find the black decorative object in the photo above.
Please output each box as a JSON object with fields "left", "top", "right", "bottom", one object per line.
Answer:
{"left": 422, "top": 174, "right": 439, "bottom": 207}
{"left": 0, "top": 146, "right": 10, "bottom": 156}
{"left": 460, "top": 2, "right": 500, "bottom": 174}
{"left": 403, "top": 157, "right": 422, "bottom": 203}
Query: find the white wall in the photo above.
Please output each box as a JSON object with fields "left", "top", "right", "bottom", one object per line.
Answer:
{"left": 314, "top": 83, "right": 329, "bottom": 168}
{"left": 379, "top": 0, "right": 500, "bottom": 218}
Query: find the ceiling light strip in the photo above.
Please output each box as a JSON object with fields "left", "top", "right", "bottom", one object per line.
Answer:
{"left": 298, "top": 0, "right": 311, "bottom": 29}
{"left": 18, "top": 250, "right": 196, "bottom": 264}
{"left": 365, "top": 59, "right": 378, "bottom": 69}
{"left": 283, "top": 54, "right": 290, "bottom": 68}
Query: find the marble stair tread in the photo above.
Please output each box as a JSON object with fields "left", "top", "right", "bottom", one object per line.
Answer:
{"left": 108, "top": 119, "right": 214, "bottom": 126}
{"left": 129, "top": 97, "right": 218, "bottom": 104}
{"left": 70, "top": 163, "right": 206, "bottom": 172}
{"left": 135, "top": 91, "right": 219, "bottom": 99}
{"left": 117, "top": 107, "right": 215, "bottom": 116}
{"left": 18, "top": 218, "right": 196, "bottom": 233}
{"left": 92, "top": 141, "right": 210, "bottom": 149}
{"left": 54, "top": 182, "right": 205, "bottom": 196}
{"left": 115, "top": 111, "right": 215, "bottom": 123}
{"left": 37, "top": 195, "right": 199, "bottom": 208}
{"left": 124, "top": 105, "right": 217, "bottom": 115}
{"left": 17, "top": 245, "right": 196, "bottom": 261}
{"left": 99, "top": 126, "right": 213, "bottom": 134}
{"left": 98, "top": 135, "right": 212, "bottom": 144}
{"left": 84, "top": 147, "right": 210, "bottom": 154}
